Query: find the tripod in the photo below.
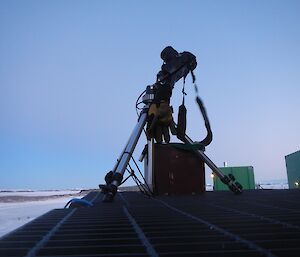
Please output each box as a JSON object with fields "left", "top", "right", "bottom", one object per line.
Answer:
{"left": 101, "top": 85, "right": 243, "bottom": 202}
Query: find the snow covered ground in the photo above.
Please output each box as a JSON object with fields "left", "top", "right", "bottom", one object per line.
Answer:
{"left": 0, "top": 190, "right": 81, "bottom": 197}
{"left": 257, "top": 182, "right": 289, "bottom": 190}
{"left": 206, "top": 182, "right": 288, "bottom": 191}
{"left": 0, "top": 190, "right": 84, "bottom": 238}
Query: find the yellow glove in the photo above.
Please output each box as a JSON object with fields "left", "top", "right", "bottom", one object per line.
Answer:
{"left": 147, "top": 101, "right": 176, "bottom": 143}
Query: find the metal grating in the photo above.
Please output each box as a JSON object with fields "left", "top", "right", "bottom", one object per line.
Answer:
{"left": 1, "top": 190, "right": 300, "bottom": 257}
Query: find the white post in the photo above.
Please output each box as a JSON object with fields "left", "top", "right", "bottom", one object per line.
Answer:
{"left": 144, "top": 139, "right": 154, "bottom": 191}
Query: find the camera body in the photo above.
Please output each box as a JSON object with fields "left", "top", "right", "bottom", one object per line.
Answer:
{"left": 157, "top": 46, "right": 197, "bottom": 86}
{"left": 154, "top": 46, "right": 197, "bottom": 103}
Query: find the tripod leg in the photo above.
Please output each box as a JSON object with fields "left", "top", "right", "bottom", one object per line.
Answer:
{"left": 103, "top": 109, "right": 149, "bottom": 202}
{"left": 184, "top": 134, "right": 243, "bottom": 194}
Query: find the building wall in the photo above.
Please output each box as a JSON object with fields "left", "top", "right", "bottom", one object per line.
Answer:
{"left": 213, "top": 166, "right": 255, "bottom": 191}
{"left": 285, "top": 150, "right": 300, "bottom": 189}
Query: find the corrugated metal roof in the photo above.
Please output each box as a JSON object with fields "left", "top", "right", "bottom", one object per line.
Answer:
{"left": 1, "top": 190, "right": 300, "bottom": 257}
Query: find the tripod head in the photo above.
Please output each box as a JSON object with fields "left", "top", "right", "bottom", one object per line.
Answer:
{"left": 153, "top": 46, "right": 197, "bottom": 103}
{"left": 136, "top": 46, "right": 197, "bottom": 109}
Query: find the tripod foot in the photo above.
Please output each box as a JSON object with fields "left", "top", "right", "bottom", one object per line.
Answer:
{"left": 221, "top": 175, "right": 243, "bottom": 194}
{"left": 101, "top": 184, "right": 118, "bottom": 202}
{"left": 102, "top": 192, "right": 114, "bottom": 202}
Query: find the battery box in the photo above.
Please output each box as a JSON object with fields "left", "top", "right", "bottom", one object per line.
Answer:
{"left": 150, "top": 143, "right": 205, "bottom": 195}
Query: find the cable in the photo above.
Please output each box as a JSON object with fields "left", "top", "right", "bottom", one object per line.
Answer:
{"left": 120, "top": 153, "right": 154, "bottom": 197}
{"left": 128, "top": 162, "right": 151, "bottom": 197}
{"left": 135, "top": 89, "right": 146, "bottom": 116}
{"left": 131, "top": 156, "right": 153, "bottom": 195}
{"left": 134, "top": 90, "right": 148, "bottom": 137}
{"left": 64, "top": 198, "right": 93, "bottom": 208}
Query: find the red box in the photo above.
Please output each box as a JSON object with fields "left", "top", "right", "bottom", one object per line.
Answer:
{"left": 153, "top": 143, "right": 205, "bottom": 195}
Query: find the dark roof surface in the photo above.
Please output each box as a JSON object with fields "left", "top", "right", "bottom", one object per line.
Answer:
{"left": 1, "top": 189, "right": 300, "bottom": 257}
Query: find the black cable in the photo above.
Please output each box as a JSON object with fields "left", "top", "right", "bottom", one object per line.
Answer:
{"left": 133, "top": 175, "right": 151, "bottom": 198}
{"left": 131, "top": 156, "right": 153, "bottom": 196}
{"left": 129, "top": 160, "right": 152, "bottom": 196}
{"left": 123, "top": 151, "right": 153, "bottom": 195}
{"left": 119, "top": 174, "right": 132, "bottom": 186}
{"left": 125, "top": 158, "right": 153, "bottom": 197}
{"left": 135, "top": 89, "right": 146, "bottom": 107}
{"left": 134, "top": 91, "right": 148, "bottom": 137}
{"left": 127, "top": 165, "right": 148, "bottom": 196}
{"left": 136, "top": 101, "right": 144, "bottom": 110}
{"left": 135, "top": 89, "right": 146, "bottom": 116}
{"left": 127, "top": 162, "right": 149, "bottom": 195}
{"left": 122, "top": 161, "right": 149, "bottom": 196}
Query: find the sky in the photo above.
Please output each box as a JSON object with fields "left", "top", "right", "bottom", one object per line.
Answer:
{"left": 0, "top": 0, "right": 299, "bottom": 189}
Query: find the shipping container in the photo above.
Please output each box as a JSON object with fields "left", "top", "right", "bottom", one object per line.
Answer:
{"left": 285, "top": 150, "right": 300, "bottom": 189}
{"left": 213, "top": 166, "right": 255, "bottom": 191}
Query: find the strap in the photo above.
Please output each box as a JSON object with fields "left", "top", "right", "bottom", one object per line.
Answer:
{"left": 176, "top": 78, "right": 188, "bottom": 142}
{"left": 191, "top": 71, "right": 213, "bottom": 147}
{"left": 196, "top": 96, "right": 213, "bottom": 146}
{"left": 181, "top": 77, "right": 187, "bottom": 105}
{"left": 170, "top": 142, "right": 205, "bottom": 152}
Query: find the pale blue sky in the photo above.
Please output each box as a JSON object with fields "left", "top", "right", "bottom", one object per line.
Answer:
{"left": 1, "top": 0, "right": 299, "bottom": 189}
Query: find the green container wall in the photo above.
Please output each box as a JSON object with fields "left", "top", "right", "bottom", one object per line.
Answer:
{"left": 285, "top": 150, "right": 300, "bottom": 189}
{"left": 213, "top": 166, "right": 255, "bottom": 191}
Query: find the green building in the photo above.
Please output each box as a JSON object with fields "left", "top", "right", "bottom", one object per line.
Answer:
{"left": 285, "top": 150, "right": 300, "bottom": 189}
{"left": 213, "top": 166, "right": 255, "bottom": 191}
